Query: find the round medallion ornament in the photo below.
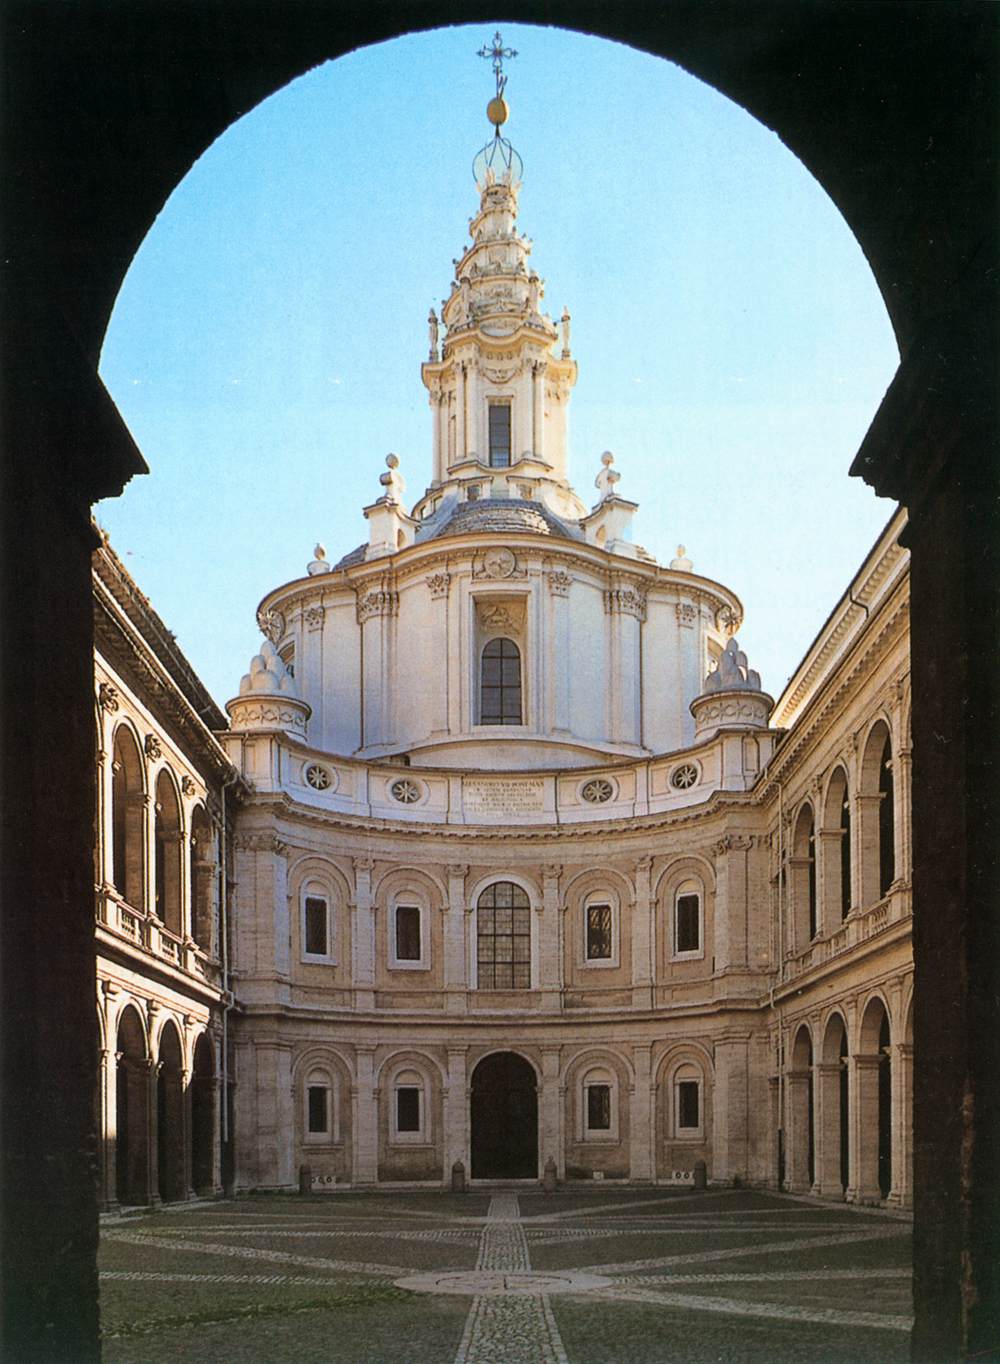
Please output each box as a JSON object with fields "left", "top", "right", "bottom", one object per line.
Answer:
{"left": 581, "top": 778, "right": 614, "bottom": 805}
{"left": 482, "top": 546, "right": 517, "bottom": 579}
{"left": 304, "top": 763, "right": 333, "bottom": 792}
{"left": 671, "top": 762, "right": 699, "bottom": 791}
{"left": 390, "top": 778, "right": 423, "bottom": 805}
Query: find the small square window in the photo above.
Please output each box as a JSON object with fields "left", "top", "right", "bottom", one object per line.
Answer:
{"left": 676, "top": 893, "right": 700, "bottom": 954}
{"left": 395, "top": 905, "right": 421, "bottom": 962}
{"left": 307, "top": 1085, "right": 329, "bottom": 1135}
{"left": 396, "top": 1086, "right": 420, "bottom": 1133}
{"left": 304, "top": 896, "right": 328, "bottom": 956}
{"left": 677, "top": 1080, "right": 700, "bottom": 1131}
{"left": 587, "top": 1084, "right": 612, "bottom": 1131}
{"left": 586, "top": 904, "right": 613, "bottom": 960}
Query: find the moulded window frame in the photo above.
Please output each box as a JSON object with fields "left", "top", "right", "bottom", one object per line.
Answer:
{"left": 579, "top": 1067, "right": 619, "bottom": 1143}
{"left": 301, "top": 886, "right": 336, "bottom": 965}
{"left": 389, "top": 1070, "right": 430, "bottom": 1146}
{"left": 673, "top": 1070, "right": 704, "bottom": 1141}
{"left": 389, "top": 898, "right": 430, "bottom": 972}
{"left": 487, "top": 398, "right": 513, "bottom": 469}
{"left": 581, "top": 896, "right": 619, "bottom": 970}
{"left": 473, "top": 880, "right": 534, "bottom": 992}
{"left": 477, "top": 635, "right": 524, "bottom": 728}
{"left": 303, "top": 1068, "right": 339, "bottom": 1146}
{"left": 671, "top": 880, "right": 704, "bottom": 962}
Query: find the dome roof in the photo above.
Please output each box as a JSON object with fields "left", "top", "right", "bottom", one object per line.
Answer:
{"left": 429, "top": 497, "right": 581, "bottom": 542}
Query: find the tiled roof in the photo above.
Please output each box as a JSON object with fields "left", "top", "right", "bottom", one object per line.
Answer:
{"left": 429, "top": 498, "right": 581, "bottom": 542}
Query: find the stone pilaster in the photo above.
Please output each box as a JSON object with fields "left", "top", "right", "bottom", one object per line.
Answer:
{"left": 712, "top": 1036, "right": 749, "bottom": 1183}
{"left": 352, "top": 858, "right": 375, "bottom": 1011}
{"left": 629, "top": 1044, "right": 653, "bottom": 1182}
{"left": 354, "top": 1047, "right": 378, "bottom": 1185}
{"left": 540, "top": 1047, "right": 562, "bottom": 1179}
{"left": 444, "top": 864, "right": 468, "bottom": 1013}
{"left": 784, "top": 1068, "right": 813, "bottom": 1194}
{"left": 539, "top": 865, "right": 562, "bottom": 1007}
{"left": 814, "top": 1062, "right": 845, "bottom": 1199}
{"left": 444, "top": 1047, "right": 468, "bottom": 1180}
{"left": 254, "top": 1040, "right": 294, "bottom": 1190}
{"left": 630, "top": 857, "right": 653, "bottom": 1007}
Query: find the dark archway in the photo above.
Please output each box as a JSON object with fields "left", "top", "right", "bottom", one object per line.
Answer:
{"left": 2, "top": 9, "right": 996, "bottom": 1362}
{"left": 470, "top": 1052, "right": 538, "bottom": 1180}
{"left": 191, "top": 1032, "right": 216, "bottom": 1196}
{"left": 156, "top": 1022, "right": 186, "bottom": 1203}
{"left": 115, "top": 1006, "right": 150, "bottom": 1208}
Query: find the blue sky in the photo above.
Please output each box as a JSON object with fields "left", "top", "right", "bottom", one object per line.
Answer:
{"left": 97, "top": 23, "right": 898, "bottom": 711}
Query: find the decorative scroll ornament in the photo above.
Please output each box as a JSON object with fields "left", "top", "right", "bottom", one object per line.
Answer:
{"left": 181, "top": 775, "right": 197, "bottom": 797}
{"left": 581, "top": 778, "right": 614, "bottom": 805}
{"left": 670, "top": 762, "right": 699, "bottom": 790}
{"left": 426, "top": 572, "right": 451, "bottom": 599}
{"left": 717, "top": 604, "right": 742, "bottom": 637}
{"left": 304, "top": 605, "right": 325, "bottom": 629}
{"left": 390, "top": 778, "right": 423, "bottom": 805}
{"left": 605, "top": 584, "right": 647, "bottom": 621}
{"left": 547, "top": 571, "right": 572, "bottom": 597}
{"left": 98, "top": 682, "right": 119, "bottom": 713}
{"left": 356, "top": 585, "right": 399, "bottom": 623}
{"left": 256, "top": 607, "right": 286, "bottom": 644}
{"left": 144, "top": 734, "right": 162, "bottom": 761}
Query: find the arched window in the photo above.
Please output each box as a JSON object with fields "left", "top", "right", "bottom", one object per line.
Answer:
{"left": 822, "top": 767, "right": 853, "bottom": 922}
{"left": 878, "top": 741, "right": 896, "bottom": 897}
{"left": 303, "top": 1067, "right": 335, "bottom": 1142}
{"left": 111, "top": 727, "right": 145, "bottom": 909}
{"left": 672, "top": 880, "right": 703, "bottom": 958}
{"left": 154, "top": 769, "right": 183, "bottom": 936}
{"left": 480, "top": 637, "right": 522, "bottom": 725}
{"left": 476, "top": 881, "right": 531, "bottom": 990}
{"left": 584, "top": 898, "right": 615, "bottom": 964}
{"left": 189, "top": 805, "right": 215, "bottom": 952}
{"left": 791, "top": 802, "right": 817, "bottom": 947}
{"left": 860, "top": 721, "right": 895, "bottom": 906}
{"left": 673, "top": 1063, "right": 703, "bottom": 1138}
{"left": 390, "top": 1068, "right": 427, "bottom": 1143}
{"left": 580, "top": 1065, "right": 618, "bottom": 1141}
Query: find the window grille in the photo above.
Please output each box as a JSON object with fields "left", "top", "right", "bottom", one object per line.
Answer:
{"left": 477, "top": 881, "right": 531, "bottom": 989}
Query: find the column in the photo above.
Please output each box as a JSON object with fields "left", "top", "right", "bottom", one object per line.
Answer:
{"left": 894, "top": 1041, "right": 913, "bottom": 1208}
{"left": 852, "top": 1054, "right": 881, "bottom": 1202}
{"left": 444, "top": 1047, "right": 468, "bottom": 1180}
{"left": 630, "top": 1044, "right": 653, "bottom": 1182}
{"left": 767, "top": 1075, "right": 781, "bottom": 1189}
{"left": 631, "top": 857, "right": 653, "bottom": 1008}
{"left": 539, "top": 864, "right": 562, "bottom": 1009}
{"left": 444, "top": 864, "right": 468, "bottom": 1013}
{"left": 895, "top": 745, "right": 912, "bottom": 884}
{"left": 815, "top": 1062, "right": 845, "bottom": 1198}
{"left": 181, "top": 1064, "right": 194, "bottom": 1199}
{"left": 817, "top": 830, "right": 843, "bottom": 935}
{"left": 856, "top": 793, "right": 883, "bottom": 908}
{"left": 426, "top": 574, "right": 451, "bottom": 736}
{"left": 145, "top": 1055, "right": 160, "bottom": 1206}
{"left": 784, "top": 1069, "right": 812, "bottom": 1194}
{"left": 605, "top": 581, "right": 644, "bottom": 745}
{"left": 532, "top": 360, "right": 546, "bottom": 461}
{"left": 545, "top": 570, "right": 571, "bottom": 734}
{"left": 540, "top": 1047, "right": 562, "bottom": 1178}
{"left": 303, "top": 602, "right": 325, "bottom": 744}
{"left": 456, "top": 362, "right": 467, "bottom": 461}
{"left": 713, "top": 1037, "right": 749, "bottom": 1184}
{"left": 352, "top": 858, "right": 376, "bottom": 1011}
{"left": 254, "top": 1040, "right": 294, "bottom": 1190}
{"left": 98, "top": 1046, "right": 114, "bottom": 1211}
{"left": 354, "top": 1046, "right": 378, "bottom": 1185}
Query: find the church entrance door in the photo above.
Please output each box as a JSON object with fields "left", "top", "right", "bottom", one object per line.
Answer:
{"left": 470, "top": 1052, "right": 538, "bottom": 1179}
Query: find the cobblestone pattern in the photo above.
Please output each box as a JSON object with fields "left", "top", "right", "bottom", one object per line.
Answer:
{"left": 591, "top": 1284, "right": 912, "bottom": 1333}
{"left": 103, "top": 1229, "right": 408, "bottom": 1276}
{"left": 456, "top": 1194, "right": 568, "bottom": 1364}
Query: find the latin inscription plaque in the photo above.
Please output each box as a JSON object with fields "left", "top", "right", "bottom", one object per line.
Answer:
{"left": 463, "top": 777, "right": 546, "bottom": 815}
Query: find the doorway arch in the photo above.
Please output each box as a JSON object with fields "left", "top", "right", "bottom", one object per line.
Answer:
{"left": 115, "top": 1005, "right": 150, "bottom": 1206}
{"left": 191, "top": 1032, "right": 216, "bottom": 1196}
{"left": 470, "top": 1052, "right": 538, "bottom": 1180}
{"left": 156, "top": 1020, "right": 186, "bottom": 1202}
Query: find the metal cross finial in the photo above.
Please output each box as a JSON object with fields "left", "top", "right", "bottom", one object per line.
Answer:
{"left": 477, "top": 30, "right": 518, "bottom": 98}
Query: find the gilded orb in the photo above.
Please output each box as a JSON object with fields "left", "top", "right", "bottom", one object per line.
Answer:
{"left": 487, "top": 96, "right": 509, "bottom": 127}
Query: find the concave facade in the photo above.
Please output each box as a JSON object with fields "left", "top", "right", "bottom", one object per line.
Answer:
{"left": 217, "top": 93, "right": 913, "bottom": 1198}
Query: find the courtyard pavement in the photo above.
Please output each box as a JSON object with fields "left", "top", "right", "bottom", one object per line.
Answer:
{"left": 100, "top": 1187, "right": 912, "bottom": 1363}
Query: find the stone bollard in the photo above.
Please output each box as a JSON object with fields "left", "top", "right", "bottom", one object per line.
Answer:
{"left": 451, "top": 1160, "right": 466, "bottom": 1193}
{"left": 543, "top": 1157, "right": 558, "bottom": 1193}
{"left": 693, "top": 1160, "right": 707, "bottom": 1190}
{"left": 299, "top": 1164, "right": 312, "bottom": 1195}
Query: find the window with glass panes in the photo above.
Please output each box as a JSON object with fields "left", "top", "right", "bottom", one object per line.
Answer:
{"left": 304, "top": 896, "right": 328, "bottom": 955}
{"left": 480, "top": 637, "right": 522, "bottom": 725}
{"left": 587, "top": 1083, "right": 612, "bottom": 1131}
{"left": 307, "top": 1085, "right": 329, "bottom": 1134}
{"left": 586, "top": 903, "right": 613, "bottom": 960}
{"left": 394, "top": 904, "right": 421, "bottom": 961}
{"left": 477, "top": 881, "right": 531, "bottom": 989}
{"left": 675, "top": 892, "right": 700, "bottom": 954}
{"left": 677, "top": 1079, "right": 700, "bottom": 1130}
{"left": 488, "top": 403, "right": 511, "bottom": 467}
{"left": 396, "top": 1086, "right": 420, "bottom": 1133}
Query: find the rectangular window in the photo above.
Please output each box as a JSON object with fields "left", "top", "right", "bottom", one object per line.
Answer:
{"left": 488, "top": 403, "right": 511, "bottom": 467}
{"left": 395, "top": 905, "right": 421, "bottom": 962}
{"left": 396, "top": 1087, "right": 420, "bottom": 1133}
{"left": 677, "top": 1080, "right": 700, "bottom": 1131}
{"left": 304, "top": 896, "right": 328, "bottom": 956}
{"left": 307, "top": 1085, "right": 329, "bottom": 1134}
{"left": 586, "top": 904, "right": 613, "bottom": 960}
{"left": 587, "top": 1084, "right": 612, "bottom": 1132}
{"left": 676, "top": 893, "right": 701, "bottom": 954}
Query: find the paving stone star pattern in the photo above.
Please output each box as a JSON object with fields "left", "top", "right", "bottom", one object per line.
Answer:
{"left": 100, "top": 1189, "right": 912, "bottom": 1363}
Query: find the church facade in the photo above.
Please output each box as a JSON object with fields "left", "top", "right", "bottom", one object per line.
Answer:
{"left": 91, "top": 82, "right": 912, "bottom": 1209}
{"left": 213, "top": 101, "right": 913, "bottom": 1203}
